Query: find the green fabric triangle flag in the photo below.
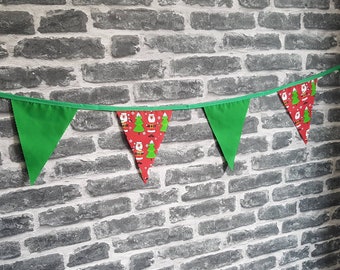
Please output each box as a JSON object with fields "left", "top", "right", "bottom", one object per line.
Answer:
{"left": 11, "top": 100, "right": 77, "bottom": 185}
{"left": 204, "top": 99, "right": 250, "bottom": 170}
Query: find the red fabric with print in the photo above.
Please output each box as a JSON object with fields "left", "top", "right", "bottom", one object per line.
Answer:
{"left": 117, "top": 111, "right": 172, "bottom": 183}
{"left": 278, "top": 79, "right": 317, "bottom": 144}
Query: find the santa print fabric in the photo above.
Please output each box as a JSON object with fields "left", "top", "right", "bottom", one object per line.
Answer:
{"left": 117, "top": 111, "right": 172, "bottom": 183}
{"left": 278, "top": 79, "right": 317, "bottom": 144}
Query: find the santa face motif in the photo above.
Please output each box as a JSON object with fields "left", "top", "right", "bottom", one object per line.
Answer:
{"left": 120, "top": 113, "right": 128, "bottom": 132}
{"left": 147, "top": 113, "right": 156, "bottom": 133}
{"left": 134, "top": 141, "right": 144, "bottom": 160}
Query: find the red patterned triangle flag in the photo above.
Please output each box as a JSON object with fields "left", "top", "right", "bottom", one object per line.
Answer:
{"left": 117, "top": 110, "right": 172, "bottom": 183}
{"left": 278, "top": 79, "right": 317, "bottom": 144}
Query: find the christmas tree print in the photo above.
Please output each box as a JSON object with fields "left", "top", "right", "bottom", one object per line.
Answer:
{"left": 303, "top": 107, "right": 311, "bottom": 123}
{"left": 146, "top": 140, "right": 157, "bottom": 159}
{"left": 160, "top": 113, "right": 169, "bottom": 132}
{"left": 133, "top": 113, "right": 144, "bottom": 133}
{"left": 292, "top": 88, "right": 300, "bottom": 105}
{"left": 311, "top": 80, "right": 316, "bottom": 96}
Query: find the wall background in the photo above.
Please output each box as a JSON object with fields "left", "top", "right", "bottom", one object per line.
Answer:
{"left": 0, "top": 1, "right": 340, "bottom": 269}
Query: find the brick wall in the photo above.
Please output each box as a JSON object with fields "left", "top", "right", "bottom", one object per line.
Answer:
{"left": 0, "top": 0, "right": 340, "bottom": 269}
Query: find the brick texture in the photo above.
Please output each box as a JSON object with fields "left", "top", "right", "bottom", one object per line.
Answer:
{"left": 0, "top": 1, "right": 339, "bottom": 270}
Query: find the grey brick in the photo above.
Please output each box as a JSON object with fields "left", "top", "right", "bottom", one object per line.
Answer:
{"left": 239, "top": 256, "right": 276, "bottom": 270}
{"left": 2, "top": 0, "right": 65, "bottom": 3}
{"left": 111, "top": 35, "right": 139, "bottom": 58}
{"left": 317, "top": 88, "right": 340, "bottom": 104}
{"left": 159, "top": 238, "right": 221, "bottom": 259}
{"left": 198, "top": 212, "right": 256, "bottom": 235}
{"left": 311, "top": 238, "right": 340, "bottom": 257}
{"left": 0, "top": 214, "right": 33, "bottom": 238}
{"left": 300, "top": 192, "right": 340, "bottom": 211}
{"left": 249, "top": 95, "right": 283, "bottom": 113}
{"left": 336, "top": 0, "right": 340, "bottom": 8}
{"left": 180, "top": 249, "right": 242, "bottom": 270}
{"left": 246, "top": 54, "right": 302, "bottom": 71}
{"left": 51, "top": 86, "right": 129, "bottom": 105}
{"left": 146, "top": 35, "right": 215, "bottom": 53}
{"left": 328, "top": 108, "right": 340, "bottom": 122}
{"left": 286, "top": 161, "right": 333, "bottom": 181}
{"left": 282, "top": 212, "right": 330, "bottom": 233}
{"left": 0, "top": 11, "right": 34, "bottom": 34}
{"left": 258, "top": 12, "right": 300, "bottom": 30}
{"left": 82, "top": 60, "right": 164, "bottom": 83}
{"left": 14, "top": 38, "right": 105, "bottom": 59}
{"left": 285, "top": 34, "right": 336, "bottom": 50}
{"left": 252, "top": 149, "right": 307, "bottom": 170}
{"left": 171, "top": 56, "right": 241, "bottom": 77}
{"left": 311, "top": 111, "right": 324, "bottom": 125}
{"left": 164, "top": 123, "right": 213, "bottom": 143}
{"left": 0, "top": 241, "right": 20, "bottom": 260}
{"left": 243, "top": 116, "right": 259, "bottom": 134}
{"left": 182, "top": 0, "right": 231, "bottom": 6}
{"left": 208, "top": 75, "right": 278, "bottom": 96}
{"left": 326, "top": 176, "right": 340, "bottom": 190}
{"left": 74, "top": 0, "right": 151, "bottom": 4}
{"left": 272, "top": 131, "right": 293, "bottom": 150}
{"left": 240, "top": 191, "right": 269, "bottom": 208}
{"left": 302, "top": 253, "right": 338, "bottom": 270}
{"left": 51, "top": 137, "right": 96, "bottom": 159}
{"left": 155, "top": 146, "right": 204, "bottom": 166}
{"left": 79, "top": 262, "right": 125, "bottom": 270}
{"left": 307, "top": 53, "right": 340, "bottom": 70}
{"left": 0, "top": 118, "right": 16, "bottom": 138}
{"left": 130, "top": 251, "right": 154, "bottom": 270}
{"left": 0, "top": 43, "right": 8, "bottom": 58}
{"left": 238, "top": 137, "right": 268, "bottom": 154}
{"left": 304, "top": 12, "right": 340, "bottom": 30}
{"left": 258, "top": 202, "right": 296, "bottom": 220}
{"left": 311, "top": 142, "right": 340, "bottom": 160}
{"left": 262, "top": 112, "right": 294, "bottom": 129}
{"left": 53, "top": 155, "right": 131, "bottom": 177}
{"left": 87, "top": 173, "right": 160, "bottom": 196}
{"left": 0, "top": 168, "right": 29, "bottom": 188}
{"left": 302, "top": 225, "right": 340, "bottom": 244}
{"left": 280, "top": 247, "right": 309, "bottom": 266}
{"left": 0, "top": 99, "right": 10, "bottom": 113}
{"left": 170, "top": 198, "right": 235, "bottom": 223}
{"left": 158, "top": 0, "right": 179, "bottom": 5}
{"left": 181, "top": 181, "right": 225, "bottom": 201}
{"left": 239, "top": 0, "right": 269, "bottom": 8}
{"left": 134, "top": 79, "right": 203, "bottom": 102}
{"left": 67, "top": 242, "right": 110, "bottom": 267}
{"left": 255, "top": 223, "right": 280, "bottom": 238}
{"left": 190, "top": 12, "right": 255, "bottom": 30}
{"left": 171, "top": 110, "right": 191, "bottom": 121}
{"left": 274, "top": 0, "right": 330, "bottom": 8}
{"left": 0, "top": 254, "right": 64, "bottom": 270}
{"left": 309, "top": 126, "right": 340, "bottom": 142}
{"left": 24, "top": 227, "right": 91, "bottom": 253}
{"left": 273, "top": 181, "right": 323, "bottom": 201}
{"left": 92, "top": 9, "right": 184, "bottom": 30}
{"left": 165, "top": 164, "right": 224, "bottom": 185}
{"left": 229, "top": 171, "right": 282, "bottom": 192}
{"left": 39, "top": 198, "right": 131, "bottom": 226}
{"left": 135, "top": 189, "right": 178, "bottom": 210}
{"left": 98, "top": 131, "right": 130, "bottom": 150}
{"left": 0, "top": 185, "right": 80, "bottom": 214}
{"left": 38, "top": 10, "right": 87, "bottom": 33}
{"left": 37, "top": 66, "right": 76, "bottom": 86}
{"left": 318, "top": 73, "right": 340, "bottom": 87}
{"left": 94, "top": 211, "right": 165, "bottom": 239}
{"left": 113, "top": 225, "right": 193, "bottom": 252}
{"left": 71, "top": 111, "right": 113, "bottom": 131}
{"left": 247, "top": 235, "right": 298, "bottom": 258}
{"left": 223, "top": 33, "right": 280, "bottom": 50}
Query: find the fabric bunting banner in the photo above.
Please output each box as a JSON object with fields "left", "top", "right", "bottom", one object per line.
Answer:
{"left": 0, "top": 65, "right": 339, "bottom": 185}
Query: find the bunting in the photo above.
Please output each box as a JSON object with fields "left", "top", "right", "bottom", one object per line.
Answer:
{"left": 278, "top": 79, "right": 317, "bottom": 143}
{"left": 0, "top": 66, "right": 338, "bottom": 185}
{"left": 117, "top": 111, "right": 172, "bottom": 182}
{"left": 11, "top": 100, "right": 77, "bottom": 185}
{"left": 204, "top": 99, "right": 250, "bottom": 170}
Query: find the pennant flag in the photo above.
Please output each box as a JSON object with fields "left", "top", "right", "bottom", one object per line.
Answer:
{"left": 117, "top": 110, "right": 172, "bottom": 183}
{"left": 204, "top": 99, "right": 250, "bottom": 170}
{"left": 278, "top": 79, "right": 317, "bottom": 144}
{"left": 11, "top": 100, "right": 77, "bottom": 185}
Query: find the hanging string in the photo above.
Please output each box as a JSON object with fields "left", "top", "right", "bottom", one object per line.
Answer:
{"left": 0, "top": 65, "right": 339, "bottom": 111}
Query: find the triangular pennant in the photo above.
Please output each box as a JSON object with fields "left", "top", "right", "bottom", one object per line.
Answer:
{"left": 117, "top": 110, "right": 172, "bottom": 183}
{"left": 278, "top": 79, "right": 317, "bottom": 144}
{"left": 204, "top": 99, "right": 250, "bottom": 170}
{"left": 11, "top": 100, "right": 77, "bottom": 185}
